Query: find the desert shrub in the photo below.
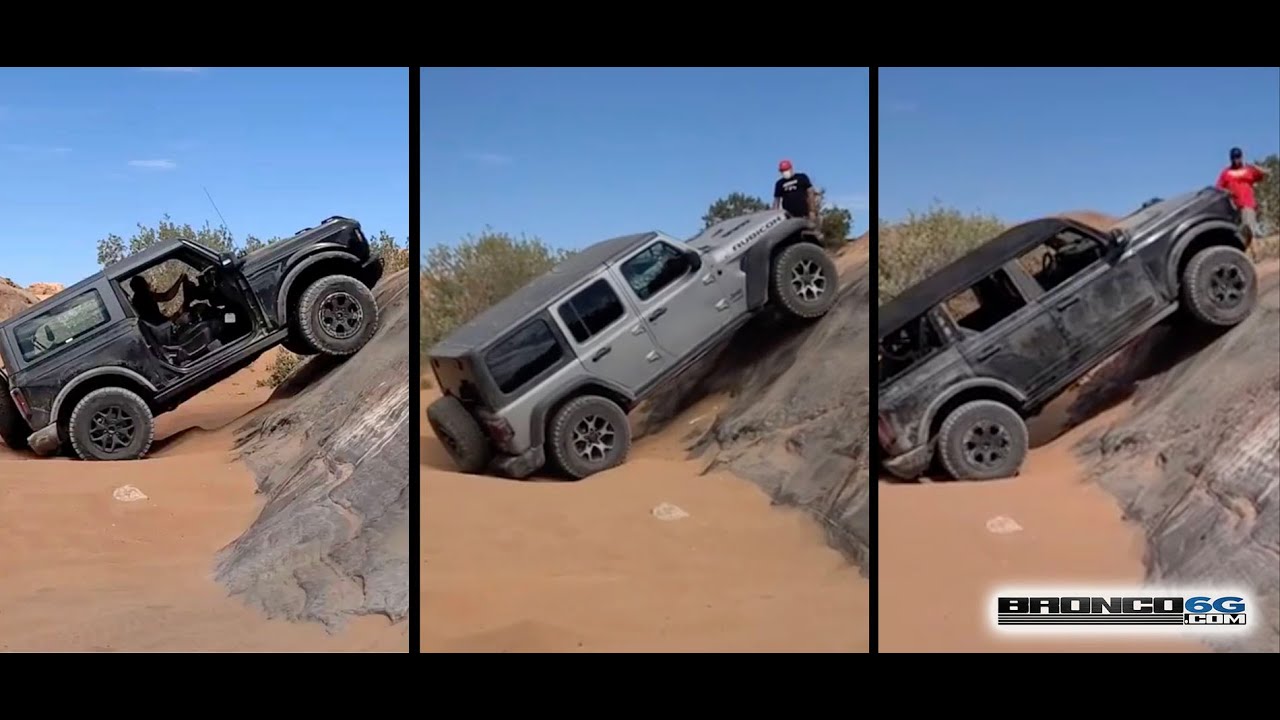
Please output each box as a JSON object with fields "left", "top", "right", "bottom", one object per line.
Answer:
{"left": 258, "top": 349, "right": 302, "bottom": 388}
{"left": 878, "top": 203, "right": 1006, "bottom": 303}
{"left": 420, "top": 230, "right": 574, "bottom": 354}
{"left": 1254, "top": 154, "right": 1279, "bottom": 260}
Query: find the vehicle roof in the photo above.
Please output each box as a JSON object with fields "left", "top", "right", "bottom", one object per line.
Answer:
{"left": 877, "top": 217, "right": 1100, "bottom": 340}
{"left": 431, "top": 231, "right": 660, "bottom": 355}
{"left": 0, "top": 239, "right": 200, "bottom": 330}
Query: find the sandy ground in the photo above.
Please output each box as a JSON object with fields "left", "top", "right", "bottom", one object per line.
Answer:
{"left": 0, "top": 351, "right": 407, "bottom": 652}
{"left": 421, "top": 394, "right": 870, "bottom": 653}
{"left": 422, "top": 239, "right": 872, "bottom": 653}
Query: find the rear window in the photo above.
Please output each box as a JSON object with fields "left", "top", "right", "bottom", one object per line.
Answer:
{"left": 484, "top": 318, "right": 564, "bottom": 395}
{"left": 558, "top": 279, "right": 625, "bottom": 343}
{"left": 14, "top": 289, "right": 111, "bottom": 363}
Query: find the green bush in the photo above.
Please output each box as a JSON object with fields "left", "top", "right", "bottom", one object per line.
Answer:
{"left": 258, "top": 349, "right": 302, "bottom": 388}
{"left": 878, "top": 204, "right": 1006, "bottom": 304}
{"left": 420, "top": 230, "right": 574, "bottom": 355}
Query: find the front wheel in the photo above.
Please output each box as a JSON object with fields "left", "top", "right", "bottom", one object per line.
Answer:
{"left": 547, "top": 395, "right": 631, "bottom": 480}
{"left": 1180, "top": 246, "right": 1257, "bottom": 327}
{"left": 936, "top": 400, "right": 1028, "bottom": 481}
{"left": 296, "top": 275, "right": 380, "bottom": 356}
{"left": 770, "top": 242, "right": 839, "bottom": 319}
{"left": 68, "top": 387, "right": 155, "bottom": 461}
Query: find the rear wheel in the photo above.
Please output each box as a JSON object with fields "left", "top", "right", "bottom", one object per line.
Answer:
{"left": 1181, "top": 246, "right": 1256, "bottom": 327}
{"left": 426, "top": 395, "right": 492, "bottom": 474}
{"left": 770, "top": 242, "right": 839, "bottom": 319}
{"left": 68, "top": 387, "right": 155, "bottom": 461}
{"left": 0, "top": 375, "right": 31, "bottom": 451}
{"left": 546, "top": 394, "right": 631, "bottom": 480}
{"left": 937, "top": 400, "right": 1027, "bottom": 480}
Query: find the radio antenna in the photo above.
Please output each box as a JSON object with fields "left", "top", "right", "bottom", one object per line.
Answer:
{"left": 203, "top": 186, "right": 232, "bottom": 239}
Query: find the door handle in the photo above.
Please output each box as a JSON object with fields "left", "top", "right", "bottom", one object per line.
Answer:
{"left": 976, "top": 346, "right": 1000, "bottom": 361}
{"left": 1056, "top": 296, "right": 1081, "bottom": 311}
{"left": 648, "top": 307, "right": 667, "bottom": 322}
{"left": 630, "top": 323, "right": 645, "bottom": 335}
{"left": 645, "top": 350, "right": 660, "bottom": 363}
{"left": 592, "top": 346, "right": 612, "bottom": 362}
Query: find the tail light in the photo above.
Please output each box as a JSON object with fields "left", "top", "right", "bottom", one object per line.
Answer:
{"left": 479, "top": 413, "right": 515, "bottom": 448}
{"left": 10, "top": 386, "right": 31, "bottom": 421}
{"left": 877, "top": 413, "right": 896, "bottom": 451}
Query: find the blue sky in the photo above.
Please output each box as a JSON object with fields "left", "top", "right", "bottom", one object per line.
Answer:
{"left": 421, "top": 67, "right": 870, "bottom": 252}
{"left": 1, "top": 67, "right": 408, "bottom": 286}
{"left": 879, "top": 67, "right": 1280, "bottom": 224}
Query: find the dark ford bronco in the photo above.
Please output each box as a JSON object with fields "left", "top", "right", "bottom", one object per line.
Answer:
{"left": 878, "top": 187, "right": 1257, "bottom": 481}
{"left": 427, "top": 210, "right": 839, "bottom": 480}
{"left": 0, "top": 216, "right": 383, "bottom": 461}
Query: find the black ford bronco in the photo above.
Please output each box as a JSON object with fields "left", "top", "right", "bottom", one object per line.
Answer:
{"left": 0, "top": 216, "right": 383, "bottom": 461}
{"left": 878, "top": 187, "right": 1257, "bottom": 481}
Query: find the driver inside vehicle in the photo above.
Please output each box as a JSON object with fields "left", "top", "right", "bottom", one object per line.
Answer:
{"left": 128, "top": 274, "right": 196, "bottom": 327}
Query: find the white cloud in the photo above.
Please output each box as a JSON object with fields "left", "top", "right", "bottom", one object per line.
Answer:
{"left": 137, "top": 67, "right": 204, "bottom": 73}
{"left": 129, "top": 159, "right": 178, "bottom": 170}
{"left": 467, "top": 151, "right": 512, "bottom": 166}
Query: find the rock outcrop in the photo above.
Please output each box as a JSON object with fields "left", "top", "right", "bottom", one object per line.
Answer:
{"left": 214, "top": 268, "right": 410, "bottom": 630}
{"left": 0, "top": 277, "right": 38, "bottom": 324}
{"left": 633, "top": 261, "right": 872, "bottom": 575}
{"left": 1073, "top": 262, "right": 1280, "bottom": 653}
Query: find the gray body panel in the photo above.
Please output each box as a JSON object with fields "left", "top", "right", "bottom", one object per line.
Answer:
{"left": 428, "top": 210, "right": 814, "bottom": 464}
{"left": 878, "top": 186, "right": 1246, "bottom": 474}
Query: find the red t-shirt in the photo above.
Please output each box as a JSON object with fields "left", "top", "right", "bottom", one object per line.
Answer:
{"left": 1216, "top": 165, "right": 1264, "bottom": 209}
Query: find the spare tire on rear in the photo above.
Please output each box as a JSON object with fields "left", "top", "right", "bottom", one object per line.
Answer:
{"left": 426, "top": 394, "right": 492, "bottom": 474}
{"left": 0, "top": 374, "right": 31, "bottom": 451}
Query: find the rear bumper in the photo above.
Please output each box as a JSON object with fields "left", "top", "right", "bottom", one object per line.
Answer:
{"left": 882, "top": 442, "right": 932, "bottom": 480}
{"left": 490, "top": 445, "right": 545, "bottom": 480}
{"left": 27, "top": 423, "right": 60, "bottom": 457}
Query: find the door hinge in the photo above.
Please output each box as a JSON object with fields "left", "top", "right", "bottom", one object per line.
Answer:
{"left": 715, "top": 298, "right": 729, "bottom": 311}
{"left": 645, "top": 350, "right": 660, "bottom": 362}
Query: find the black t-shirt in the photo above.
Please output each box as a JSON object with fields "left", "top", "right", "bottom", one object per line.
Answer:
{"left": 131, "top": 288, "right": 167, "bottom": 325}
{"left": 774, "top": 172, "right": 813, "bottom": 218}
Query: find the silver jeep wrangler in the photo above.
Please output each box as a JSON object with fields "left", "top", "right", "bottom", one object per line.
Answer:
{"left": 426, "top": 210, "right": 840, "bottom": 480}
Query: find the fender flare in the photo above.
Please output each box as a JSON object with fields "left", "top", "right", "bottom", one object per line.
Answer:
{"left": 275, "top": 249, "right": 362, "bottom": 325}
{"left": 528, "top": 377, "right": 636, "bottom": 448}
{"left": 50, "top": 367, "right": 159, "bottom": 423}
{"left": 915, "top": 378, "right": 1027, "bottom": 447}
{"left": 738, "top": 217, "right": 817, "bottom": 310}
{"left": 1164, "top": 219, "right": 1246, "bottom": 295}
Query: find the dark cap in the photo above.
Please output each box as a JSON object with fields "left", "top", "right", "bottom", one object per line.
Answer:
{"left": 1230, "top": 147, "right": 1243, "bottom": 159}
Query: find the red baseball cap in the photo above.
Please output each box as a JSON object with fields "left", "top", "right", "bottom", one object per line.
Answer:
{"left": 778, "top": 159, "right": 792, "bottom": 171}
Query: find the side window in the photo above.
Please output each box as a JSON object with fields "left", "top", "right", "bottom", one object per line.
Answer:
{"left": 943, "top": 268, "right": 1027, "bottom": 334}
{"left": 878, "top": 312, "right": 946, "bottom": 386}
{"left": 1014, "top": 229, "right": 1104, "bottom": 293}
{"left": 619, "top": 241, "right": 691, "bottom": 301}
{"left": 15, "top": 289, "right": 112, "bottom": 362}
{"left": 484, "top": 319, "right": 564, "bottom": 395}
{"left": 558, "top": 279, "right": 625, "bottom": 343}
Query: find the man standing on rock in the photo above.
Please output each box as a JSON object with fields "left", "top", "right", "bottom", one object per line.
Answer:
{"left": 773, "top": 159, "right": 819, "bottom": 228}
{"left": 1216, "top": 147, "right": 1269, "bottom": 245}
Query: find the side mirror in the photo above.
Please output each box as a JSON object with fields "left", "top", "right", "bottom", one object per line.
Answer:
{"left": 219, "top": 251, "right": 243, "bottom": 270}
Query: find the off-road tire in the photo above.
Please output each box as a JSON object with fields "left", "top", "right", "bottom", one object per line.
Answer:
{"left": 546, "top": 394, "right": 631, "bottom": 480}
{"left": 1180, "top": 245, "right": 1257, "bottom": 327}
{"left": 68, "top": 387, "right": 155, "bottom": 461}
{"left": 0, "top": 375, "right": 31, "bottom": 451}
{"left": 427, "top": 395, "right": 491, "bottom": 474}
{"left": 296, "top": 274, "right": 379, "bottom": 357}
{"left": 937, "top": 399, "right": 1028, "bottom": 481}
{"left": 771, "top": 242, "right": 839, "bottom": 319}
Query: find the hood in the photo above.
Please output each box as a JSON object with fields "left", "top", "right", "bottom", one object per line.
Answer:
{"left": 685, "top": 210, "right": 808, "bottom": 265}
